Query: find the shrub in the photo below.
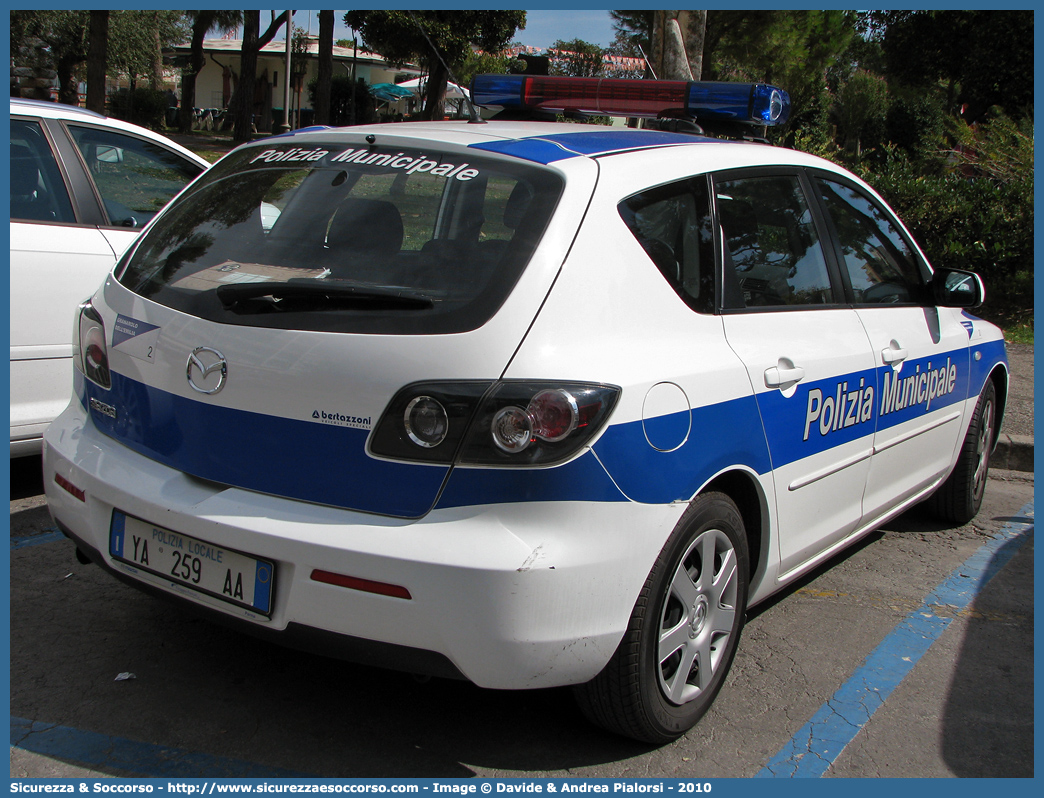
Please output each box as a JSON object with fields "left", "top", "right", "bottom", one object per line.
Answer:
{"left": 307, "top": 75, "right": 375, "bottom": 126}
{"left": 857, "top": 116, "right": 1033, "bottom": 327}
{"left": 108, "top": 87, "right": 168, "bottom": 129}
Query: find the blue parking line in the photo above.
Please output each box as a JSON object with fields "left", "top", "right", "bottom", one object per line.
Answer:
{"left": 11, "top": 716, "right": 312, "bottom": 778}
{"left": 757, "top": 502, "right": 1034, "bottom": 778}
{"left": 11, "top": 528, "right": 65, "bottom": 550}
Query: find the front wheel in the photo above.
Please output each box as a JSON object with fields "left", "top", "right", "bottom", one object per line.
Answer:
{"left": 927, "top": 379, "right": 998, "bottom": 525}
{"left": 575, "top": 492, "right": 749, "bottom": 744}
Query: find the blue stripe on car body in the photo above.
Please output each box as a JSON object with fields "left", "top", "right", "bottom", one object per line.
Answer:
{"left": 468, "top": 130, "right": 700, "bottom": 164}
{"left": 80, "top": 339, "right": 1005, "bottom": 518}
{"left": 77, "top": 370, "right": 448, "bottom": 519}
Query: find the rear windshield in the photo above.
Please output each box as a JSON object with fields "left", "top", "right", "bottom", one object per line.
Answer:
{"left": 116, "top": 141, "right": 564, "bottom": 334}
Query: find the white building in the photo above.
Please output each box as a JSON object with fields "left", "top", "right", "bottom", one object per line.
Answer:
{"left": 170, "top": 37, "right": 421, "bottom": 130}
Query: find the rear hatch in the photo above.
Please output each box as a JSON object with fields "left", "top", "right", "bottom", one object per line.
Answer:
{"left": 82, "top": 130, "right": 596, "bottom": 517}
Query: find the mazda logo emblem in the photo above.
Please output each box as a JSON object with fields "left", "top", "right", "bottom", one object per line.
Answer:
{"left": 186, "top": 347, "right": 227, "bottom": 394}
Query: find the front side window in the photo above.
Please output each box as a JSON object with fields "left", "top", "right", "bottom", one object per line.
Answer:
{"left": 815, "top": 177, "right": 928, "bottom": 305}
{"left": 716, "top": 174, "right": 834, "bottom": 309}
{"left": 10, "top": 118, "right": 76, "bottom": 224}
{"left": 117, "top": 143, "right": 563, "bottom": 334}
{"left": 68, "top": 123, "right": 203, "bottom": 229}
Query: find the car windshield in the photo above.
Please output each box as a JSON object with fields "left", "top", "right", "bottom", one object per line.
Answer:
{"left": 116, "top": 142, "right": 563, "bottom": 334}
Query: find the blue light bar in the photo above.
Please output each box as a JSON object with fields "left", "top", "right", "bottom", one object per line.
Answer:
{"left": 470, "top": 75, "right": 791, "bottom": 126}
{"left": 687, "top": 83, "right": 791, "bottom": 125}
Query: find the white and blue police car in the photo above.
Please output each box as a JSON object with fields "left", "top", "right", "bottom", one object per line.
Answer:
{"left": 43, "top": 75, "right": 1008, "bottom": 743}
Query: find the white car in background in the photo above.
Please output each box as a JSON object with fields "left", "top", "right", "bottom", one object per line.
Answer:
{"left": 9, "top": 98, "right": 208, "bottom": 456}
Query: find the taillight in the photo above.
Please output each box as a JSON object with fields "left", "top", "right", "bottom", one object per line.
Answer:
{"left": 76, "top": 301, "right": 111, "bottom": 390}
{"left": 369, "top": 381, "right": 620, "bottom": 467}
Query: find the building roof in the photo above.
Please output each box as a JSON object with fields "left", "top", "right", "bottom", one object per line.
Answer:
{"left": 172, "top": 38, "right": 410, "bottom": 69}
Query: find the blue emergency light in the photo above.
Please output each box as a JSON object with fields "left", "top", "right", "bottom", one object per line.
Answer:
{"left": 470, "top": 74, "right": 791, "bottom": 126}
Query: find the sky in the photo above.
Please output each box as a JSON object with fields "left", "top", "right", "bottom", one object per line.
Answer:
{"left": 279, "top": 9, "right": 620, "bottom": 51}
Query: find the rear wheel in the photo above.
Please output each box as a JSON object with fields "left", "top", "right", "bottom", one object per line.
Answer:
{"left": 575, "top": 492, "right": 749, "bottom": 744}
{"left": 927, "top": 380, "right": 997, "bottom": 525}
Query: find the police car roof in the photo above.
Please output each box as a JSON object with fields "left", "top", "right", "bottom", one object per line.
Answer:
{"left": 257, "top": 120, "right": 856, "bottom": 181}
{"left": 259, "top": 119, "right": 822, "bottom": 170}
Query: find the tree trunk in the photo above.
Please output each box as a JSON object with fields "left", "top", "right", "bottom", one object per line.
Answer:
{"left": 652, "top": 11, "right": 695, "bottom": 81}
{"left": 314, "top": 10, "right": 334, "bottom": 126}
{"left": 683, "top": 10, "right": 707, "bottom": 80}
{"left": 422, "top": 59, "right": 448, "bottom": 121}
{"left": 180, "top": 12, "right": 215, "bottom": 133}
{"left": 57, "top": 55, "right": 81, "bottom": 106}
{"left": 234, "top": 11, "right": 260, "bottom": 141}
{"left": 86, "top": 11, "right": 108, "bottom": 113}
{"left": 225, "top": 10, "right": 290, "bottom": 134}
{"left": 150, "top": 13, "right": 164, "bottom": 90}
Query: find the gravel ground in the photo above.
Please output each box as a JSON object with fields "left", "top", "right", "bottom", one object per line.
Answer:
{"left": 1002, "top": 342, "right": 1033, "bottom": 438}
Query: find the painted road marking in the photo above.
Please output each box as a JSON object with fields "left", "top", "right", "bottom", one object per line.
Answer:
{"left": 757, "top": 502, "right": 1034, "bottom": 778}
{"left": 10, "top": 717, "right": 311, "bottom": 778}
{"left": 11, "top": 527, "right": 65, "bottom": 550}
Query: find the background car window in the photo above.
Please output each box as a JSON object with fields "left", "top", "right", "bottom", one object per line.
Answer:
{"left": 815, "top": 178, "right": 927, "bottom": 305}
{"left": 68, "top": 123, "right": 202, "bottom": 229}
{"left": 716, "top": 175, "right": 832, "bottom": 308}
{"left": 619, "top": 179, "right": 714, "bottom": 313}
{"left": 10, "top": 119, "right": 76, "bottom": 224}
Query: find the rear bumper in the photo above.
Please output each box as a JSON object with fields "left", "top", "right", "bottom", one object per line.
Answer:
{"left": 53, "top": 516, "right": 467, "bottom": 680}
{"left": 43, "top": 402, "right": 684, "bottom": 690}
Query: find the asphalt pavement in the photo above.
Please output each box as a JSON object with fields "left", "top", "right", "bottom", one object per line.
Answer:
{"left": 9, "top": 465, "right": 1033, "bottom": 778}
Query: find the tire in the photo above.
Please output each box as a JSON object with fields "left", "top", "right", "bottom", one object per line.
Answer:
{"left": 574, "top": 492, "right": 749, "bottom": 744}
{"left": 927, "top": 379, "right": 998, "bottom": 525}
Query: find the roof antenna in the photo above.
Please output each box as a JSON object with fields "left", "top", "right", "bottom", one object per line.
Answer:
{"left": 636, "top": 43, "right": 658, "bottom": 80}
{"left": 407, "top": 11, "right": 486, "bottom": 124}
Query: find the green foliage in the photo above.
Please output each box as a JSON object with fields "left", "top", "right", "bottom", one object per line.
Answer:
{"left": 108, "top": 87, "right": 169, "bottom": 129}
{"left": 11, "top": 10, "right": 91, "bottom": 103}
{"left": 883, "top": 86, "right": 949, "bottom": 166}
{"left": 706, "top": 10, "right": 858, "bottom": 143}
{"left": 834, "top": 70, "right": 888, "bottom": 157}
{"left": 549, "top": 38, "right": 607, "bottom": 78}
{"left": 874, "top": 10, "right": 1033, "bottom": 123}
{"left": 108, "top": 11, "right": 188, "bottom": 85}
{"left": 853, "top": 115, "right": 1033, "bottom": 327}
{"left": 608, "top": 11, "right": 653, "bottom": 59}
{"left": 306, "top": 75, "right": 376, "bottom": 127}
{"left": 343, "top": 10, "right": 525, "bottom": 119}
{"left": 344, "top": 10, "right": 525, "bottom": 69}
{"left": 11, "top": 10, "right": 190, "bottom": 100}
{"left": 455, "top": 50, "right": 526, "bottom": 88}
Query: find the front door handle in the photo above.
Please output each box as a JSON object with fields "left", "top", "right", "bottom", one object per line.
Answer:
{"left": 765, "top": 364, "right": 805, "bottom": 388}
{"left": 882, "top": 344, "right": 908, "bottom": 364}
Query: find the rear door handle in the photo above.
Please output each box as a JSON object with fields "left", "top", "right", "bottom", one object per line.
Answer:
{"left": 764, "top": 364, "right": 805, "bottom": 388}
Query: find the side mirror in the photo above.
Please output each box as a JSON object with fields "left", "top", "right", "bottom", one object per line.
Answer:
{"left": 95, "top": 145, "right": 124, "bottom": 164}
{"left": 932, "top": 268, "right": 984, "bottom": 309}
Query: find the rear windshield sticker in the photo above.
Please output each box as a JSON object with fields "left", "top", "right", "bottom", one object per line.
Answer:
{"left": 248, "top": 147, "right": 330, "bottom": 164}
{"left": 171, "top": 261, "right": 327, "bottom": 292}
{"left": 248, "top": 146, "right": 480, "bottom": 181}
{"left": 112, "top": 314, "right": 160, "bottom": 363}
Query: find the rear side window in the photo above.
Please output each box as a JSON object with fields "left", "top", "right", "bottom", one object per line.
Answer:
{"left": 619, "top": 178, "right": 714, "bottom": 314}
{"left": 10, "top": 118, "right": 76, "bottom": 224}
{"left": 68, "top": 123, "right": 203, "bottom": 229}
{"left": 117, "top": 144, "right": 563, "bottom": 334}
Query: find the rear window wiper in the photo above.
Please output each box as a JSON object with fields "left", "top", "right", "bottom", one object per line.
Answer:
{"left": 216, "top": 279, "right": 435, "bottom": 313}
